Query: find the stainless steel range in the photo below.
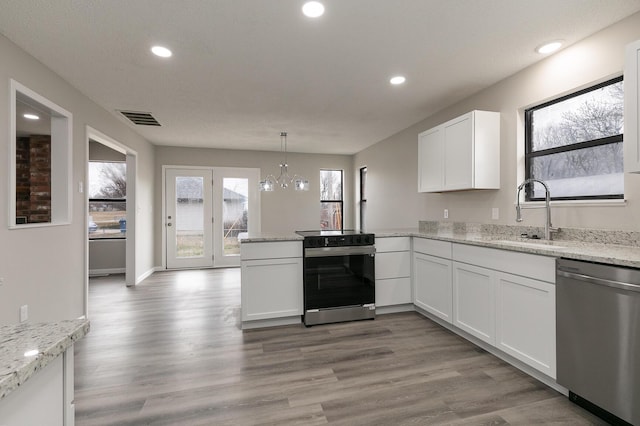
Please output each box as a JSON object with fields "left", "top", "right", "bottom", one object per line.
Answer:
{"left": 296, "top": 230, "right": 376, "bottom": 326}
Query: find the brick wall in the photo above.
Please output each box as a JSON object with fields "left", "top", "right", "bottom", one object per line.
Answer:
{"left": 15, "top": 135, "right": 51, "bottom": 224}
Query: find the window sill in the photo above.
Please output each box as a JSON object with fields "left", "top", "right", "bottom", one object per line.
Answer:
{"left": 8, "top": 221, "right": 71, "bottom": 230}
{"left": 518, "top": 199, "right": 627, "bottom": 209}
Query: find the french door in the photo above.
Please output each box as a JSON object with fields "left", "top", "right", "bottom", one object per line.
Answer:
{"left": 213, "top": 167, "right": 260, "bottom": 267}
{"left": 166, "top": 168, "right": 214, "bottom": 269}
{"left": 165, "top": 167, "right": 260, "bottom": 269}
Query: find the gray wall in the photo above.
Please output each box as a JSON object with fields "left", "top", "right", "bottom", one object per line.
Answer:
{"left": 89, "top": 139, "right": 126, "bottom": 161}
{"left": 155, "top": 146, "right": 353, "bottom": 264}
{"left": 355, "top": 12, "right": 640, "bottom": 232}
{"left": 89, "top": 239, "right": 126, "bottom": 274}
{"left": 0, "top": 34, "right": 156, "bottom": 325}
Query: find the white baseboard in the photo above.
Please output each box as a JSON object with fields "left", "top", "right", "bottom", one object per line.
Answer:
{"left": 135, "top": 266, "right": 161, "bottom": 285}
{"left": 242, "top": 316, "right": 301, "bottom": 330}
{"left": 376, "top": 303, "right": 415, "bottom": 315}
{"left": 89, "top": 268, "right": 125, "bottom": 276}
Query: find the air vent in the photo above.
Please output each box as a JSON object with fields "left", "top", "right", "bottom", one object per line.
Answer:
{"left": 118, "top": 110, "right": 161, "bottom": 126}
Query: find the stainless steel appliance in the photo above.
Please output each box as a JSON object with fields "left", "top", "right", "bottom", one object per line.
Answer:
{"left": 296, "top": 230, "right": 375, "bottom": 326}
{"left": 557, "top": 258, "right": 640, "bottom": 426}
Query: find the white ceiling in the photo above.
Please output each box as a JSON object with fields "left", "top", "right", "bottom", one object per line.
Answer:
{"left": 1, "top": 0, "right": 640, "bottom": 154}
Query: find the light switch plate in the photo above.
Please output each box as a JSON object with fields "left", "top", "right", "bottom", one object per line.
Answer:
{"left": 20, "top": 305, "right": 28, "bottom": 322}
{"left": 444, "top": 209, "right": 449, "bottom": 219}
{"left": 492, "top": 208, "right": 499, "bottom": 220}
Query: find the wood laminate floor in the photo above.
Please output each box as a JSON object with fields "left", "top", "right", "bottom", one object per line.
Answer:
{"left": 75, "top": 269, "right": 605, "bottom": 425}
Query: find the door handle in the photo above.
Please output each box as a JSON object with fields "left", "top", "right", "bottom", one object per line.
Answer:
{"left": 167, "top": 223, "right": 172, "bottom": 227}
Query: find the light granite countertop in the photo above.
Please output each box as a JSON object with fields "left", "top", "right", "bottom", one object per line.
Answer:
{"left": 239, "top": 232, "right": 303, "bottom": 243}
{"left": 372, "top": 225, "right": 640, "bottom": 269}
{"left": 238, "top": 224, "right": 640, "bottom": 268}
{"left": 0, "top": 318, "right": 90, "bottom": 400}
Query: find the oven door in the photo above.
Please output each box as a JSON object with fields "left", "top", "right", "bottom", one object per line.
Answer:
{"left": 303, "top": 246, "right": 375, "bottom": 310}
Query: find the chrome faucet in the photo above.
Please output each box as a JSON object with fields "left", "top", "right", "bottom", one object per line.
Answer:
{"left": 515, "top": 178, "right": 557, "bottom": 240}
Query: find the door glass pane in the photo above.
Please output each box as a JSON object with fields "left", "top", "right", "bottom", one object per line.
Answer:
{"left": 223, "top": 178, "right": 248, "bottom": 256}
{"left": 176, "top": 176, "right": 204, "bottom": 258}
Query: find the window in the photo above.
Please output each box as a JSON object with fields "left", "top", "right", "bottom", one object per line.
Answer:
{"left": 524, "top": 76, "right": 623, "bottom": 201}
{"left": 320, "top": 170, "right": 343, "bottom": 230}
{"left": 89, "top": 162, "right": 126, "bottom": 239}
{"left": 359, "top": 166, "right": 367, "bottom": 230}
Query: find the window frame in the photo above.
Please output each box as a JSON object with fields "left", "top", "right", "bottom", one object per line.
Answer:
{"left": 9, "top": 79, "right": 73, "bottom": 229}
{"left": 88, "top": 161, "right": 127, "bottom": 240}
{"left": 359, "top": 166, "right": 367, "bottom": 230}
{"left": 320, "top": 169, "right": 344, "bottom": 231}
{"left": 524, "top": 76, "right": 624, "bottom": 202}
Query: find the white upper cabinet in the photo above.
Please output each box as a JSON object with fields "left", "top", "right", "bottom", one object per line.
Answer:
{"left": 418, "top": 127, "right": 444, "bottom": 192}
{"left": 624, "top": 39, "right": 640, "bottom": 173}
{"left": 418, "top": 110, "right": 500, "bottom": 192}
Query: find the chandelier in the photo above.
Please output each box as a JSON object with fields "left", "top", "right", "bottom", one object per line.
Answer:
{"left": 259, "top": 132, "right": 309, "bottom": 192}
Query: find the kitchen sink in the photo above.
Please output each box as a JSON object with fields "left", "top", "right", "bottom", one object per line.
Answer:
{"left": 490, "top": 239, "right": 567, "bottom": 250}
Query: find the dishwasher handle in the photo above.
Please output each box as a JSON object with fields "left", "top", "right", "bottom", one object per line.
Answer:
{"left": 557, "top": 270, "right": 640, "bottom": 293}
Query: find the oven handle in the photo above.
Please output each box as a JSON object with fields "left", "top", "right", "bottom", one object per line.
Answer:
{"left": 305, "top": 246, "right": 376, "bottom": 257}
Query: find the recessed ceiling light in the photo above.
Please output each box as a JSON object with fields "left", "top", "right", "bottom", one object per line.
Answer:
{"left": 23, "top": 113, "right": 39, "bottom": 120}
{"left": 390, "top": 76, "right": 406, "bottom": 85}
{"left": 536, "top": 41, "right": 563, "bottom": 54}
{"left": 151, "top": 45, "right": 172, "bottom": 58}
{"left": 302, "top": 1, "right": 325, "bottom": 18}
{"left": 24, "top": 349, "right": 39, "bottom": 357}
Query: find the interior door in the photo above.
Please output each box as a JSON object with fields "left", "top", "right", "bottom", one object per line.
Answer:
{"left": 166, "top": 168, "right": 213, "bottom": 269}
{"left": 213, "top": 167, "right": 260, "bottom": 267}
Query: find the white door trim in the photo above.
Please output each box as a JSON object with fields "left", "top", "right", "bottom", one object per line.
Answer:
{"left": 85, "top": 126, "right": 138, "bottom": 318}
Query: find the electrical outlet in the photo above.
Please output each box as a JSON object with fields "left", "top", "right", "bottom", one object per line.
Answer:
{"left": 20, "top": 305, "right": 28, "bottom": 322}
{"left": 444, "top": 209, "right": 449, "bottom": 219}
{"left": 492, "top": 207, "right": 499, "bottom": 220}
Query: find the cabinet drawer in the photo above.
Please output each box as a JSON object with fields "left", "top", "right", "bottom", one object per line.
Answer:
{"left": 240, "top": 241, "right": 302, "bottom": 260}
{"left": 452, "top": 243, "right": 555, "bottom": 283}
{"left": 413, "top": 238, "right": 452, "bottom": 258}
{"left": 376, "top": 278, "right": 412, "bottom": 307}
{"left": 375, "top": 237, "right": 410, "bottom": 252}
{"left": 376, "top": 251, "right": 410, "bottom": 279}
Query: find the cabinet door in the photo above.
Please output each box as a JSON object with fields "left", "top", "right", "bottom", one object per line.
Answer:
{"left": 241, "top": 258, "right": 303, "bottom": 321}
{"left": 452, "top": 262, "right": 495, "bottom": 344}
{"left": 418, "top": 127, "right": 444, "bottom": 192}
{"left": 443, "top": 113, "right": 473, "bottom": 190}
{"left": 413, "top": 253, "right": 452, "bottom": 323}
{"left": 624, "top": 39, "right": 640, "bottom": 173}
{"left": 496, "top": 272, "right": 556, "bottom": 378}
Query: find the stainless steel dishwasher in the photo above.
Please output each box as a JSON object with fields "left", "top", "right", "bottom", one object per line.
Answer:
{"left": 557, "top": 258, "right": 640, "bottom": 426}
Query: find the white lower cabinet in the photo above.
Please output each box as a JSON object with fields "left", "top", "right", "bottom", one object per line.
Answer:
{"left": 452, "top": 262, "right": 496, "bottom": 345}
{"left": 241, "top": 257, "right": 303, "bottom": 321}
{"left": 495, "top": 272, "right": 556, "bottom": 378}
{"left": 413, "top": 252, "right": 452, "bottom": 322}
{"left": 448, "top": 244, "right": 556, "bottom": 378}
{"left": 0, "top": 349, "right": 75, "bottom": 426}
{"left": 375, "top": 237, "right": 412, "bottom": 307}
{"left": 240, "top": 241, "right": 303, "bottom": 325}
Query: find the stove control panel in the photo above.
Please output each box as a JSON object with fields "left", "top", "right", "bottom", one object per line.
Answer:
{"left": 303, "top": 233, "right": 375, "bottom": 248}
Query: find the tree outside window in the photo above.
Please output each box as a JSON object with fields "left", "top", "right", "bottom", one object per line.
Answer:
{"left": 320, "top": 170, "right": 343, "bottom": 230}
{"left": 525, "top": 76, "right": 623, "bottom": 200}
{"left": 89, "top": 162, "right": 126, "bottom": 239}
